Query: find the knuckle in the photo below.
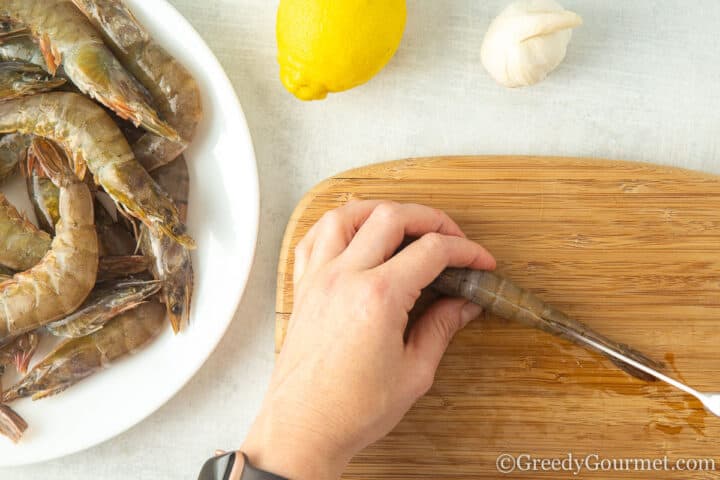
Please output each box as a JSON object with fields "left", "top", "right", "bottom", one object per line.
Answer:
{"left": 373, "top": 201, "right": 400, "bottom": 222}
{"left": 320, "top": 209, "right": 343, "bottom": 229}
{"left": 358, "top": 274, "right": 389, "bottom": 305}
{"left": 421, "top": 232, "right": 446, "bottom": 252}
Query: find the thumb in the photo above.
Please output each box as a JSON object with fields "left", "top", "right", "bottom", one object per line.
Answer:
{"left": 406, "top": 297, "right": 483, "bottom": 370}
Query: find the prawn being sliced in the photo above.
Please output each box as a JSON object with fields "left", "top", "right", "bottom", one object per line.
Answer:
{"left": 0, "top": 93, "right": 194, "bottom": 248}
{"left": 0, "top": 134, "right": 98, "bottom": 343}
{"left": 432, "top": 268, "right": 665, "bottom": 381}
{"left": 0, "top": 0, "right": 180, "bottom": 141}
{"left": 71, "top": 0, "right": 202, "bottom": 171}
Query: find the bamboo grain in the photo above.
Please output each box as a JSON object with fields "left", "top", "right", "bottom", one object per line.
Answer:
{"left": 276, "top": 156, "right": 720, "bottom": 479}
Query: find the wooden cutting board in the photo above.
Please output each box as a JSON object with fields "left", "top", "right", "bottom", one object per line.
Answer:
{"left": 275, "top": 156, "right": 720, "bottom": 479}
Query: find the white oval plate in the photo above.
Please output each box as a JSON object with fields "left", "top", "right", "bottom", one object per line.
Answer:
{"left": 0, "top": 0, "right": 259, "bottom": 466}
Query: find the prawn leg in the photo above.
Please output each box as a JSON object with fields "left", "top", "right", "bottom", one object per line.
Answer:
{"left": 0, "top": 332, "right": 38, "bottom": 375}
{"left": 432, "top": 268, "right": 665, "bottom": 382}
{"left": 94, "top": 195, "right": 138, "bottom": 256}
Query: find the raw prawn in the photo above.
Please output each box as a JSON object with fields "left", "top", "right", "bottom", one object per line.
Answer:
{"left": 0, "top": 92, "right": 194, "bottom": 248}
{"left": 4, "top": 301, "right": 165, "bottom": 402}
{"left": 46, "top": 279, "right": 161, "bottom": 338}
{"left": 431, "top": 268, "right": 665, "bottom": 381}
{"left": 0, "top": 134, "right": 98, "bottom": 343}
{"left": 141, "top": 156, "right": 193, "bottom": 333}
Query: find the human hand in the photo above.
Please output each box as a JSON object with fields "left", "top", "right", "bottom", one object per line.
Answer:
{"left": 242, "top": 201, "right": 496, "bottom": 479}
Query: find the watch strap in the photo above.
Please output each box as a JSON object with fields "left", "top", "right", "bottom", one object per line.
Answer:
{"left": 198, "top": 451, "right": 288, "bottom": 480}
{"left": 240, "top": 453, "right": 288, "bottom": 480}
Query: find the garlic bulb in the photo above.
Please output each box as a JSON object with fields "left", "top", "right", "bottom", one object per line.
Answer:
{"left": 480, "top": 0, "right": 582, "bottom": 88}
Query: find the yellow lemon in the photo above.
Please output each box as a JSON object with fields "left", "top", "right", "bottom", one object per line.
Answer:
{"left": 277, "top": 0, "right": 407, "bottom": 100}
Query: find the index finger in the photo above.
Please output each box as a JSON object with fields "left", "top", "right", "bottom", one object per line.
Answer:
{"left": 376, "top": 233, "right": 496, "bottom": 297}
{"left": 341, "top": 202, "right": 466, "bottom": 270}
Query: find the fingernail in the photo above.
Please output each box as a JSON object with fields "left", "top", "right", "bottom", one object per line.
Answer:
{"left": 460, "top": 302, "right": 483, "bottom": 327}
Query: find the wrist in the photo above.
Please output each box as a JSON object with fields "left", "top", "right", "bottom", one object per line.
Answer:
{"left": 241, "top": 406, "right": 350, "bottom": 480}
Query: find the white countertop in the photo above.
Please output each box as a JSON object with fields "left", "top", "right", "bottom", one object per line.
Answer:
{"left": 5, "top": 0, "right": 720, "bottom": 478}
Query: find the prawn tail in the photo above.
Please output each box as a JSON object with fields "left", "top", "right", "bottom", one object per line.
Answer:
{"left": 70, "top": 44, "right": 181, "bottom": 142}
{"left": 0, "top": 404, "right": 27, "bottom": 443}
{"left": 129, "top": 102, "right": 184, "bottom": 145}
{"left": 29, "top": 137, "right": 74, "bottom": 187}
{"left": 37, "top": 34, "right": 62, "bottom": 76}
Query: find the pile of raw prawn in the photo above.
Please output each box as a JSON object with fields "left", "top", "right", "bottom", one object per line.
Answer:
{"left": 0, "top": 0, "right": 202, "bottom": 443}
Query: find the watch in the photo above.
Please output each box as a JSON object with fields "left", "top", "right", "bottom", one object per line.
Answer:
{"left": 197, "top": 451, "right": 288, "bottom": 480}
